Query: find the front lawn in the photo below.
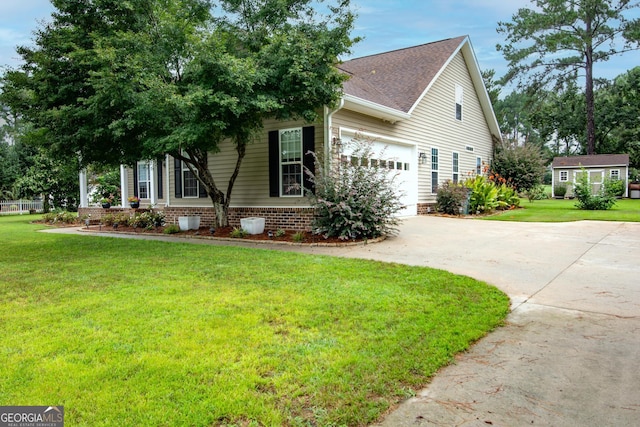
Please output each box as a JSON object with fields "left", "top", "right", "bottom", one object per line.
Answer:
{"left": 0, "top": 215, "right": 509, "bottom": 426}
{"left": 486, "top": 198, "right": 640, "bottom": 222}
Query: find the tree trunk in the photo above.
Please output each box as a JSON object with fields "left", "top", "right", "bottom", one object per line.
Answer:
{"left": 584, "top": 18, "right": 596, "bottom": 155}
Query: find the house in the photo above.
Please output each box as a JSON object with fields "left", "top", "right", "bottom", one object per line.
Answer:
{"left": 551, "top": 154, "right": 630, "bottom": 198}
{"left": 78, "top": 35, "right": 501, "bottom": 228}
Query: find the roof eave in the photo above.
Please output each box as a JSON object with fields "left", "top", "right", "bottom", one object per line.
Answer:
{"left": 342, "top": 94, "right": 411, "bottom": 123}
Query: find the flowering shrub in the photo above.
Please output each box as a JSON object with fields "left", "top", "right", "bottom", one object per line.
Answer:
{"left": 128, "top": 196, "right": 140, "bottom": 203}
{"left": 306, "top": 137, "right": 403, "bottom": 240}
{"left": 436, "top": 181, "right": 469, "bottom": 215}
{"left": 42, "top": 210, "right": 78, "bottom": 224}
{"left": 128, "top": 211, "right": 165, "bottom": 229}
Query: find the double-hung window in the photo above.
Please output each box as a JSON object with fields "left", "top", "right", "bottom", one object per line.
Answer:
{"left": 280, "top": 128, "right": 303, "bottom": 197}
{"left": 431, "top": 147, "right": 439, "bottom": 193}
{"left": 137, "top": 161, "right": 151, "bottom": 199}
{"left": 452, "top": 152, "right": 459, "bottom": 183}
{"left": 559, "top": 171, "right": 569, "bottom": 182}
{"left": 182, "top": 161, "right": 199, "bottom": 198}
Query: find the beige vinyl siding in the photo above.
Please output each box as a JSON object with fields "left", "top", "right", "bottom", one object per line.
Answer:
{"left": 163, "top": 118, "right": 323, "bottom": 208}
{"left": 333, "top": 51, "right": 494, "bottom": 203}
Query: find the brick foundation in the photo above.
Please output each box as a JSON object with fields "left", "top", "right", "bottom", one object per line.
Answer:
{"left": 417, "top": 203, "right": 437, "bottom": 215}
{"left": 163, "top": 206, "right": 316, "bottom": 230}
{"left": 79, "top": 207, "right": 133, "bottom": 219}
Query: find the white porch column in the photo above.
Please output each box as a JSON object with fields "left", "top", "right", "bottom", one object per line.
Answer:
{"left": 165, "top": 154, "right": 171, "bottom": 206}
{"left": 120, "top": 164, "right": 129, "bottom": 208}
{"left": 149, "top": 160, "right": 157, "bottom": 206}
{"left": 79, "top": 169, "right": 88, "bottom": 208}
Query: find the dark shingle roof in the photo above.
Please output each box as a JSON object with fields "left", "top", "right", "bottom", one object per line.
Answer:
{"left": 339, "top": 36, "right": 467, "bottom": 113}
{"left": 552, "top": 154, "right": 630, "bottom": 168}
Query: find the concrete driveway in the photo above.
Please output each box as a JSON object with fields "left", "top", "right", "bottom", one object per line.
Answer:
{"left": 49, "top": 216, "right": 640, "bottom": 425}
{"left": 312, "top": 216, "right": 640, "bottom": 426}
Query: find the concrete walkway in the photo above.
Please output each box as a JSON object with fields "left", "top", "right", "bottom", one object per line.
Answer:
{"left": 45, "top": 217, "right": 640, "bottom": 426}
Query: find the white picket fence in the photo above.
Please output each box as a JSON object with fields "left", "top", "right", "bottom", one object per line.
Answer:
{"left": 0, "top": 199, "right": 44, "bottom": 215}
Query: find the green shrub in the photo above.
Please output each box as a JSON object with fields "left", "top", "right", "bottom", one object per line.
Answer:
{"left": 128, "top": 211, "right": 165, "bottom": 229}
{"left": 306, "top": 136, "right": 403, "bottom": 240}
{"left": 163, "top": 224, "right": 180, "bottom": 234}
{"left": 436, "top": 180, "right": 469, "bottom": 215}
{"left": 274, "top": 228, "right": 286, "bottom": 238}
{"left": 603, "top": 177, "right": 625, "bottom": 198}
{"left": 574, "top": 168, "right": 616, "bottom": 210}
{"left": 524, "top": 184, "right": 548, "bottom": 202}
{"left": 230, "top": 227, "right": 249, "bottom": 238}
{"left": 553, "top": 184, "right": 567, "bottom": 198}
{"left": 465, "top": 175, "right": 499, "bottom": 214}
{"left": 491, "top": 141, "right": 545, "bottom": 192}
{"left": 292, "top": 231, "right": 306, "bottom": 243}
{"left": 42, "top": 210, "right": 78, "bottom": 224}
{"left": 496, "top": 183, "right": 521, "bottom": 209}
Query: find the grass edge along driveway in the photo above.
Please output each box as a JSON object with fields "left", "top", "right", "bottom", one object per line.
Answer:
{"left": 0, "top": 215, "right": 509, "bottom": 426}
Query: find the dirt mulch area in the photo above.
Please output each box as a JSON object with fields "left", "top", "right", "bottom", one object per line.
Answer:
{"left": 76, "top": 223, "right": 382, "bottom": 247}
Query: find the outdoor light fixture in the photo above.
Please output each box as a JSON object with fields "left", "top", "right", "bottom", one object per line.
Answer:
{"left": 418, "top": 152, "right": 428, "bottom": 165}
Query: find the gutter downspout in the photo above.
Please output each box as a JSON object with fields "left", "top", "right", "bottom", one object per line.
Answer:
{"left": 324, "top": 98, "right": 345, "bottom": 173}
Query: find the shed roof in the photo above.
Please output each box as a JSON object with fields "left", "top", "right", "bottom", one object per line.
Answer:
{"left": 552, "top": 154, "right": 630, "bottom": 168}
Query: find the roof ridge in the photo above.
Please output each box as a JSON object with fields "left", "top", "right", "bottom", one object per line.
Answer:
{"left": 342, "top": 35, "right": 467, "bottom": 63}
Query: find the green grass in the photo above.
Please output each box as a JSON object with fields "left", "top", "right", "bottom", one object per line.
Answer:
{"left": 486, "top": 198, "right": 640, "bottom": 222}
{"left": 0, "top": 215, "right": 509, "bottom": 426}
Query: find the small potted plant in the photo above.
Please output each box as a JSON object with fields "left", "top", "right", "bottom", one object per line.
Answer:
{"left": 100, "top": 197, "right": 112, "bottom": 208}
{"left": 128, "top": 196, "right": 140, "bottom": 209}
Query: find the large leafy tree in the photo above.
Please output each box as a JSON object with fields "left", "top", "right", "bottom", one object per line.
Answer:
{"left": 497, "top": 0, "right": 640, "bottom": 155}
{"left": 595, "top": 66, "right": 640, "bottom": 167}
{"left": 2, "top": 0, "right": 357, "bottom": 227}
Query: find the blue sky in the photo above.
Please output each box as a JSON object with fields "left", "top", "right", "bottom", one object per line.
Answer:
{"left": 1, "top": 0, "right": 638, "bottom": 90}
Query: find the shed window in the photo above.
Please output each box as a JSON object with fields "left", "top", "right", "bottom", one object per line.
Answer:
{"left": 559, "top": 171, "right": 568, "bottom": 182}
{"left": 610, "top": 169, "right": 620, "bottom": 180}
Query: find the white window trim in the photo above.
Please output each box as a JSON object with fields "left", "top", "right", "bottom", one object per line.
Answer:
{"left": 137, "top": 161, "right": 151, "bottom": 199}
{"left": 431, "top": 147, "right": 439, "bottom": 193}
{"left": 279, "top": 127, "right": 303, "bottom": 198}
{"left": 455, "top": 84, "right": 463, "bottom": 121}
{"left": 559, "top": 170, "right": 569, "bottom": 182}
{"left": 610, "top": 169, "right": 620, "bottom": 180}
{"left": 452, "top": 152, "right": 459, "bottom": 183}
{"left": 182, "top": 160, "right": 199, "bottom": 199}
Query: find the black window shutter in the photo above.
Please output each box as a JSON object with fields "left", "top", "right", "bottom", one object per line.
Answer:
{"left": 133, "top": 163, "right": 138, "bottom": 198}
{"left": 302, "top": 126, "right": 315, "bottom": 194}
{"left": 157, "top": 158, "right": 163, "bottom": 199}
{"left": 199, "top": 154, "right": 208, "bottom": 198}
{"left": 174, "top": 157, "right": 182, "bottom": 198}
{"left": 268, "top": 130, "right": 280, "bottom": 197}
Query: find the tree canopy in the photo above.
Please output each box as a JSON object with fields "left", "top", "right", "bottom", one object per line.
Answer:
{"left": 1, "top": 0, "right": 357, "bottom": 226}
{"left": 497, "top": 0, "right": 640, "bottom": 155}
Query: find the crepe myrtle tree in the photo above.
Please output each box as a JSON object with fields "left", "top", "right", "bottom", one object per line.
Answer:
{"left": 1, "top": 0, "right": 358, "bottom": 227}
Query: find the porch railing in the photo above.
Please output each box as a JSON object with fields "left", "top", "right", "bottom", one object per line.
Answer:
{"left": 0, "top": 199, "right": 44, "bottom": 215}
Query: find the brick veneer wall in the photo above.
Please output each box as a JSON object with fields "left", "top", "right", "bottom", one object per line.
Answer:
{"left": 79, "top": 207, "right": 130, "bottom": 219}
{"left": 163, "top": 206, "right": 316, "bottom": 230}
{"left": 417, "top": 203, "right": 437, "bottom": 215}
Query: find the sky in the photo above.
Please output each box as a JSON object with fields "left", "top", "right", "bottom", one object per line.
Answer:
{"left": 0, "top": 0, "right": 638, "bottom": 90}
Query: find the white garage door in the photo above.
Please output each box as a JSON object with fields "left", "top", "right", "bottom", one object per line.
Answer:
{"left": 341, "top": 134, "right": 417, "bottom": 217}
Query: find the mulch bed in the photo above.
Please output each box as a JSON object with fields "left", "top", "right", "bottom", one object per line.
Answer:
{"left": 74, "top": 223, "right": 379, "bottom": 246}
